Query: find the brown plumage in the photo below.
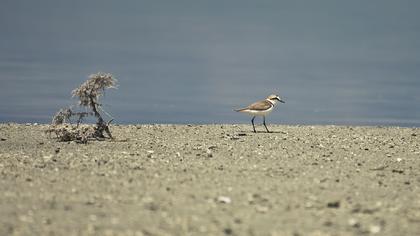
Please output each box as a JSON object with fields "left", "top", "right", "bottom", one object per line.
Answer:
{"left": 235, "top": 100, "right": 273, "bottom": 112}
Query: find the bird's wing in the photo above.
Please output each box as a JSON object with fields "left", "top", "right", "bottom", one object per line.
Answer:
{"left": 246, "top": 100, "right": 273, "bottom": 111}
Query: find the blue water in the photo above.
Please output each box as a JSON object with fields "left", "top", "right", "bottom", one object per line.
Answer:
{"left": 1, "top": 0, "right": 420, "bottom": 126}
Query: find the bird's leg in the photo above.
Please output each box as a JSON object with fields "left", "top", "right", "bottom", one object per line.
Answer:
{"left": 251, "top": 116, "right": 256, "bottom": 133}
{"left": 263, "top": 116, "right": 270, "bottom": 133}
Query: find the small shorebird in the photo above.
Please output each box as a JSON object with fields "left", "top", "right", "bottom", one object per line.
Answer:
{"left": 235, "top": 94, "right": 285, "bottom": 133}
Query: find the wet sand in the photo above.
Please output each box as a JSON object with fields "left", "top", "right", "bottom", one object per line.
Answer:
{"left": 1, "top": 123, "right": 420, "bottom": 236}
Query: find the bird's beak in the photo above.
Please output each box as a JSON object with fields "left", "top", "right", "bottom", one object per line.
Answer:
{"left": 277, "top": 98, "right": 285, "bottom": 103}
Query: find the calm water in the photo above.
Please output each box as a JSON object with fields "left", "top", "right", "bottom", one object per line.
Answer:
{"left": 1, "top": 1, "right": 420, "bottom": 126}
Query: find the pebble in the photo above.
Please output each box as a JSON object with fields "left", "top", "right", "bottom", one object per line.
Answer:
{"left": 43, "top": 155, "right": 53, "bottom": 161}
{"left": 206, "top": 149, "right": 213, "bottom": 158}
{"left": 217, "top": 196, "right": 231, "bottom": 204}
{"left": 147, "top": 150, "right": 154, "bottom": 158}
{"left": 369, "top": 225, "right": 381, "bottom": 234}
{"left": 327, "top": 201, "right": 340, "bottom": 208}
{"left": 348, "top": 218, "right": 359, "bottom": 227}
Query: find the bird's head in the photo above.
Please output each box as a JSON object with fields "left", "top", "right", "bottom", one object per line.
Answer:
{"left": 267, "top": 94, "right": 285, "bottom": 104}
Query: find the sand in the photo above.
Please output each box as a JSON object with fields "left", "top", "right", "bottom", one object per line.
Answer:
{"left": 0, "top": 123, "right": 419, "bottom": 236}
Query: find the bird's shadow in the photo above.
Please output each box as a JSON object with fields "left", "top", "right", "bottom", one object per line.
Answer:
{"left": 237, "top": 130, "right": 283, "bottom": 134}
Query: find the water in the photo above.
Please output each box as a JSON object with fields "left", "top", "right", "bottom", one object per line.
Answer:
{"left": 1, "top": 0, "right": 420, "bottom": 126}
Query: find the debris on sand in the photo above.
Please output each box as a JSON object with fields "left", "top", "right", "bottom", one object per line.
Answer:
{"left": 46, "top": 72, "right": 117, "bottom": 143}
{"left": 217, "top": 196, "right": 231, "bottom": 204}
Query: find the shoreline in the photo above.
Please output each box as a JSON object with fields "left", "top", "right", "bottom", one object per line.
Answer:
{"left": 1, "top": 121, "right": 420, "bottom": 128}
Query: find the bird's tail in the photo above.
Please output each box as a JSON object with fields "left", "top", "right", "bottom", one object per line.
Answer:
{"left": 234, "top": 108, "right": 248, "bottom": 112}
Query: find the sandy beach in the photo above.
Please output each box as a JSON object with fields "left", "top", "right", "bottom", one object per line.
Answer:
{"left": 0, "top": 123, "right": 419, "bottom": 236}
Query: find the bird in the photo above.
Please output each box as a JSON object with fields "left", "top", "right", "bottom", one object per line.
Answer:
{"left": 235, "top": 94, "right": 285, "bottom": 133}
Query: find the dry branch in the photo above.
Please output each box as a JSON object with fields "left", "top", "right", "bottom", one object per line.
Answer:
{"left": 47, "top": 72, "right": 117, "bottom": 143}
